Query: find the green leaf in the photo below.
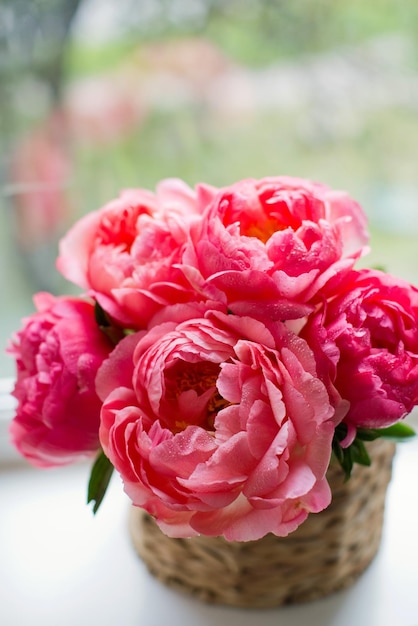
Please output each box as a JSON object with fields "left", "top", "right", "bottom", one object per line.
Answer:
{"left": 332, "top": 424, "right": 371, "bottom": 480}
{"left": 94, "top": 300, "right": 125, "bottom": 345}
{"left": 375, "top": 422, "right": 416, "bottom": 440}
{"left": 332, "top": 421, "right": 416, "bottom": 481}
{"left": 94, "top": 300, "right": 111, "bottom": 327}
{"left": 355, "top": 428, "right": 381, "bottom": 441}
{"left": 357, "top": 423, "right": 416, "bottom": 442}
{"left": 87, "top": 450, "right": 114, "bottom": 514}
{"left": 349, "top": 438, "right": 371, "bottom": 467}
{"left": 332, "top": 437, "right": 353, "bottom": 481}
{"left": 340, "top": 449, "right": 354, "bottom": 481}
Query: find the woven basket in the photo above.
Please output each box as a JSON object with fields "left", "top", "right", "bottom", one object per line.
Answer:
{"left": 129, "top": 439, "right": 395, "bottom": 608}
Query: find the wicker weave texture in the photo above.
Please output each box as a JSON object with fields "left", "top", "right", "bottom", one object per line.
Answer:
{"left": 129, "top": 439, "right": 396, "bottom": 608}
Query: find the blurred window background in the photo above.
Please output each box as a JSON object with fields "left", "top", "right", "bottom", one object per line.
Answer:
{"left": 1, "top": 0, "right": 418, "bottom": 377}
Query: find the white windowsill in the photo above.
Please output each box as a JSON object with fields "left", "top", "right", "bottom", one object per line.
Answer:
{"left": 0, "top": 377, "right": 19, "bottom": 464}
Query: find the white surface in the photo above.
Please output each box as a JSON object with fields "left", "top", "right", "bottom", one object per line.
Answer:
{"left": 0, "top": 378, "right": 18, "bottom": 464}
{"left": 1, "top": 436, "right": 418, "bottom": 626}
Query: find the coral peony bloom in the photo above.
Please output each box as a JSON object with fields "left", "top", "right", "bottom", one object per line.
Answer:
{"left": 8, "top": 293, "right": 112, "bottom": 467}
{"left": 99, "top": 311, "right": 335, "bottom": 541}
{"left": 56, "top": 179, "right": 218, "bottom": 328}
{"left": 183, "top": 176, "right": 369, "bottom": 320}
{"left": 302, "top": 269, "right": 418, "bottom": 444}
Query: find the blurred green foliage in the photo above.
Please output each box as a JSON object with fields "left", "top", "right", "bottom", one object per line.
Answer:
{"left": 65, "top": 0, "right": 418, "bottom": 77}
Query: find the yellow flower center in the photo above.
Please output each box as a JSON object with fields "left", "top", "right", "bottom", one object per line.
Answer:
{"left": 167, "top": 361, "right": 230, "bottom": 432}
{"left": 245, "top": 217, "right": 283, "bottom": 243}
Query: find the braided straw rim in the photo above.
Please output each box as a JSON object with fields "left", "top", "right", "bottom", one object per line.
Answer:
{"left": 129, "top": 439, "right": 396, "bottom": 608}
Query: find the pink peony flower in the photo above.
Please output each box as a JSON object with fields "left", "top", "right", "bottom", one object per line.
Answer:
{"left": 302, "top": 269, "right": 418, "bottom": 444}
{"left": 8, "top": 293, "right": 112, "bottom": 467}
{"left": 56, "top": 178, "right": 218, "bottom": 328}
{"left": 9, "top": 172, "right": 416, "bottom": 538}
{"left": 182, "top": 176, "right": 369, "bottom": 319}
{"left": 98, "top": 310, "right": 335, "bottom": 541}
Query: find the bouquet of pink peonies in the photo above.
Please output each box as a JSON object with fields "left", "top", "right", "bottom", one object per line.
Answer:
{"left": 8, "top": 176, "right": 416, "bottom": 542}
